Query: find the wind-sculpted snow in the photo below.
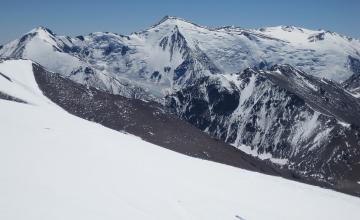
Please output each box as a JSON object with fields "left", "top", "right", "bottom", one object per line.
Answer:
{"left": 1, "top": 59, "right": 360, "bottom": 220}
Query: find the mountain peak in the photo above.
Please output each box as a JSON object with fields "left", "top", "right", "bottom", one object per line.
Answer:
{"left": 159, "top": 15, "right": 179, "bottom": 22}
{"left": 28, "top": 26, "right": 55, "bottom": 36}
{"left": 158, "top": 15, "right": 189, "bottom": 23}
{"left": 150, "top": 15, "right": 204, "bottom": 30}
{"left": 269, "top": 64, "right": 303, "bottom": 77}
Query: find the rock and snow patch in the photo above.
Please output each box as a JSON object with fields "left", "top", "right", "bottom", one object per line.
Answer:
{"left": 338, "top": 120, "right": 351, "bottom": 128}
{"left": 235, "top": 144, "right": 288, "bottom": 165}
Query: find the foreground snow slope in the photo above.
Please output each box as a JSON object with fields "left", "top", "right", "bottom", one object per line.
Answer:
{"left": 1, "top": 60, "right": 360, "bottom": 220}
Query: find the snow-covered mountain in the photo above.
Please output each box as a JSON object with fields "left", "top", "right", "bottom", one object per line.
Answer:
{"left": 0, "top": 27, "right": 154, "bottom": 100}
{"left": 1, "top": 59, "right": 360, "bottom": 220}
{"left": 1, "top": 16, "right": 360, "bottom": 99}
{"left": 1, "top": 16, "right": 360, "bottom": 194}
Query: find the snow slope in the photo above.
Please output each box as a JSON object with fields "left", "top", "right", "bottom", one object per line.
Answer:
{"left": 1, "top": 60, "right": 360, "bottom": 220}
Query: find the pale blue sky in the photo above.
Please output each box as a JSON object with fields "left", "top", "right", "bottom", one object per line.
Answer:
{"left": 0, "top": 0, "right": 359, "bottom": 44}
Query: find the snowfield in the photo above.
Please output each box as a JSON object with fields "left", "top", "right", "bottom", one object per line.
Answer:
{"left": 1, "top": 60, "right": 360, "bottom": 219}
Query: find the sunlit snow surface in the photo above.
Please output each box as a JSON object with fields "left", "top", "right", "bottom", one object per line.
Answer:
{"left": 1, "top": 60, "right": 360, "bottom": 220}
